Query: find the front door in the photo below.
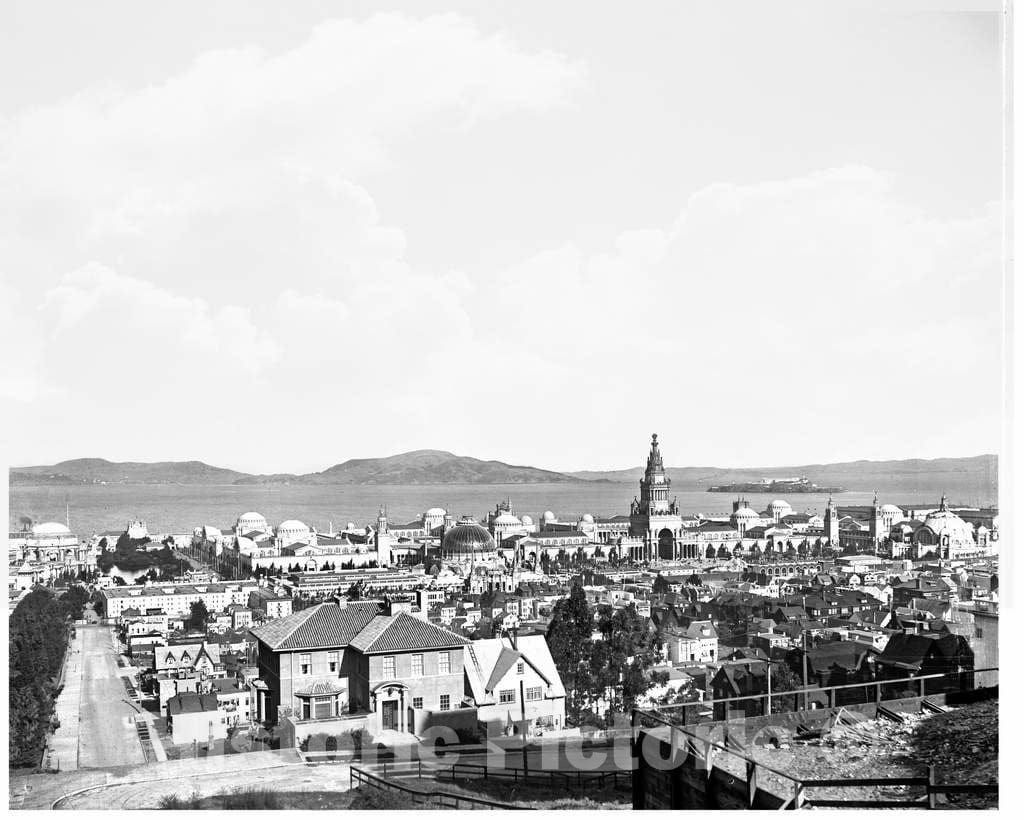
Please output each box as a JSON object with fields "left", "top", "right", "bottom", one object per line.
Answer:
{"left": 382, "top": 699, "right": 397, "bottom": 730}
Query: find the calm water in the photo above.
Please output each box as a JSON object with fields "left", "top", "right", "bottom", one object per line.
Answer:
{"left": 8, "top": 482, "right": 953, "bottom": 537}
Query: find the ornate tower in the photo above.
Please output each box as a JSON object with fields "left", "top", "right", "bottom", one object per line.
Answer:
{"left": 629, "top": 434, "right": 684, "bottom": 561}
{"left": 639, "top": 434, "right": 672, "bottom": 515}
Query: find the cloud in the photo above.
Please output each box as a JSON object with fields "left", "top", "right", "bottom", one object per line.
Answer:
{"left": 0, "top": 13, "right": 587, "bottom": 301}
{"left": 43, "top": 263, "right": 281, "bottom": 376}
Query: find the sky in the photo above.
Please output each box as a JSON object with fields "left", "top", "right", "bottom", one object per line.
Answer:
{"left": 0, "top": 0, "right": 1008, "bottom": 474}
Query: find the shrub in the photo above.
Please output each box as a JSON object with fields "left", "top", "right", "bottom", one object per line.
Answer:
{"left": 158, "top": 791, "right": 203, "bottom": 809}
{"left": 220, "top": 787, "right": 283, "bottom": 809}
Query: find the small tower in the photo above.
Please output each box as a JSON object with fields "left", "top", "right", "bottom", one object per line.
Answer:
{"left": 870, "top": 490, "right": 884, "bottom": 546}
{"left": 824, "top": 494, "right": 839, "bottom": 547}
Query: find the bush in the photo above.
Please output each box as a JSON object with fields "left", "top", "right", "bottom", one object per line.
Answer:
{"left": 158, "top": 791, "right": 203, "bottom": 809}
{"left": 220, "top": 787, "right": 283, "bottom": 809}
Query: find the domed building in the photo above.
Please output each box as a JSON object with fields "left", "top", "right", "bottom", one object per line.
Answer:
{"left": 766, "top": 500, "right": 793, "bottom": 523}
{"left": 521, "top": 514, "right": 534, "bottom": 528}
{"left": 276, "top": 519, "right": 312, "bottom": 548}
{"left": 914, "top": 496, "right": 981, "bottom": 559}
{"left": 441, "top": 517, "right": 498, "bottom": 563}
{"left": 236, "top": 512, "right": 269, "bottom": 535}
{"left": 423, "top": 507, "right": 447, "bottom": 534}
{"left": 542, "top": 511, "right": 557, "bottom": 525}
{"left": 729, "top": 501, "right": 761, "bottom": 536}
{"left": 487, "top": 499, "right": 528, "bottom": 546}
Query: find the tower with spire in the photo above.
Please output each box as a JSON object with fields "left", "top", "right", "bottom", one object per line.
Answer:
{"left": 824, "top": 494, "right": 839, "bottom": 547}
{"left": 629, "top": 433, "right": 685, "bottom": 561}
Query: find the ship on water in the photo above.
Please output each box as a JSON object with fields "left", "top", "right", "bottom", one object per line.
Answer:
{"left": 707, "top": 476, "right": 844, "bottom": 494}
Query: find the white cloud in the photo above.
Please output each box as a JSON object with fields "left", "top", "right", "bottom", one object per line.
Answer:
{"left": 43, "top": 263, "right": 282, "bottom": 376}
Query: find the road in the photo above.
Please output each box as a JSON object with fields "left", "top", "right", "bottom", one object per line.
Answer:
{"left": 47, "top": 624, "right": 146, "bottom": 771}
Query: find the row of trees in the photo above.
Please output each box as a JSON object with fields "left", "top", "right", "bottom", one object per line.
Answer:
{"left": 9, "top": 586, "right": 90, "bottom": 768}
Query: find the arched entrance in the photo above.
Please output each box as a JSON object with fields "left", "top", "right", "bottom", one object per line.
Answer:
{"left": 658, "top": 528, "right": 675, "bottom": 559}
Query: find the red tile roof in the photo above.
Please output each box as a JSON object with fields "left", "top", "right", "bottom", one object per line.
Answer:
{"left": 348, "top": 611, "right": 469, "bottom": 654}
{"left": 250, "top": 602, "right": 380, "bottom": 651}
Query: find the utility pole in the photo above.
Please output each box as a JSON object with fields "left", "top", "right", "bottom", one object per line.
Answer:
{"left": 520, "top": 678, "right": 529, "bottom": 777}
{"left": 765, "top": 659, "right": 772, "bottom": 716}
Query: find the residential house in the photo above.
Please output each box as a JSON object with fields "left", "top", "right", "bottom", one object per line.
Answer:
{"left": 464, "top": 635, "right": 567, "bottom": 737}
{"left": 167, "top": 692, "right": 226, "bottom": 746}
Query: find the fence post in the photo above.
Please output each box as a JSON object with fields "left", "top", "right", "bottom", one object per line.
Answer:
{"left": 919, "top": 677, "right": 926, "bottom": 699}
{"left": 792, "top": 780, "right": 804, "bottom": 810}
{"left": 875, "top": 682, "right": 881, "bottom": 703}
{"left": 418, "top": 759, "right": 422, "bottom": 779}
{"left": 746, "top": 760, "right": 757, "bottom": 807}
{"left": 927, "top": 765, "right": 936, "bottom": 809}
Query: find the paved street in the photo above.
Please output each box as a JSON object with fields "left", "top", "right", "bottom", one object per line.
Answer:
{"left": 46, "top": 624, "right": 146, "bottom": 771}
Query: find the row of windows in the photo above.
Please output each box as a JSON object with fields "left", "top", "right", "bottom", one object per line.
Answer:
{"left": 383, "top": 652, "right": 450, "bottom": 678}
{"left": 499, "top": 686, "right": 544, "bottom": 703}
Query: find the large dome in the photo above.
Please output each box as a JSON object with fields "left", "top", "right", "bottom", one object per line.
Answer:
{"left": 768, "top": 500, "right": 792, "bottom": 512}
{"left": 442, "top": 518, "right": 496, "bottom": 558}
{"left": 919, "top": 510, "right": 974, "bottom": 545}
{"left": 32, "top": 522, "right": 72, "bottom": 536}
{"left": 581, "top": 513, "right": 594, "bottom": 524}
{"left": 880, "top": 504, "right": 903, "bottom": 515}
{"left": 521, "top": 515, "right": 534, "bottom": 526}
{"left": 732, "top": 507, "right": 759, "bottom": 520}
{"left": 237, "top": 511, "right": 268, "bottom": 532}
{"left": 277, "top": 519, "right": 311, "bottom": 542}
{"left": 426, "top": 507, "right": 447, "bottom": 517}
{"left": 493, "top": 512, "right": 521, "bottom": 526}
{"left": 542, "top": 511, "right": 557, "bottom": 523}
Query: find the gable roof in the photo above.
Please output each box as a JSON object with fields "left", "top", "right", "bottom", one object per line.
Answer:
{"left": 464, "top": 635, "right": 565, "bottom": 705}
{"left": 249, "top": 602, "right": 381, "bottom": 651}
{"left": 348, "top": 611, "right": 469, "bottom": 654}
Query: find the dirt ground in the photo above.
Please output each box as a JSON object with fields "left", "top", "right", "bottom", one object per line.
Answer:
{"left": 713, "top": 699, "right": 998, "bottom": 809}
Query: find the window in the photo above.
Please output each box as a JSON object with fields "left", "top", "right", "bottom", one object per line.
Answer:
{"left": 499, "top": 689, "right": 516, "bottom": 704}
{"left": 412, "top": 654, "right": 423, "bottom": 677}
{"left": 438, "top": 651, "right": 450, "bottom": 674}
{"left": 328, "top": 651, "right": 339, "bottom": 672}
{"left": 413, "top": 697, "right": 423, "bottom": 709}
{"left": 526, "top": 686, "right": 542, "bottom": 701}
{"left": 383, "top": 656, "right": 396, "bottom": 678}
{"left": 516, "top": 661, "right": 525, "bottom": 675}
{"left": 439, "top": 694, "right": 450, "bottom": 711}
{"left": 300, "top": 653, "right": 311, "bottom": 675}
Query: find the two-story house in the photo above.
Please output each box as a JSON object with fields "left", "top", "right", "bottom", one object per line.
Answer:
{"left": 465, "top": 635, "right": 566, "bottom": 737}
{"left": 348, "top": 608, "right": 470, "bottom": 735}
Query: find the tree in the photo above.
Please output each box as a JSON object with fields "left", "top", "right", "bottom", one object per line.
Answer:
{"left": 187, "top": 600, "right": 210, "bottom": 631}
{"left": 769, "top": 662, "right": 802, "bottom": 714}
{"left": 652, "top": 574, "right": 670, "bottom": 595}
{"left": 687, "top": 573, "right": 702, "bottom": 586}
{"left": 544, "top": 584, "right": 594, "bottom": 724}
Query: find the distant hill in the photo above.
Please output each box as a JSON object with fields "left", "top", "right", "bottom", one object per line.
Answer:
{"left": 11, "top": 451, "right": 583, "bottom": 486}
{"left": 11, "top": 452, "right": 997, "bottom": 499}
{"left": 569, "top": 455, "right": 998, "bottom": 503}
{"left": 11, "top": 458, "right": 250, "bottom": 485}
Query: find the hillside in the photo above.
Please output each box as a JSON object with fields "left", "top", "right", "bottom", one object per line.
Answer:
{"left": 238, "top": 450, "right": 581, "bottom": 485}
{"left": 569, "top": 455, "right": 998, "bottom": 501}
{"left": 11, "top": 452, "right": 997, "bottom": 497}
{"left": 11, "top": 451, "right": 582, "bottom": 486}
{"left": 11, "top": 458, "right": 250, "bottom": 485}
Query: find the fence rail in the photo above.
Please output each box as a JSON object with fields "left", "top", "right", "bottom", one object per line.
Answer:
{"left": 349, "top": 765, "right": 525, "bottom": 810}
{"left": 435, "top": 760, "right": 631, "bottom": 790}
{"left": 633, "top": 667, "right": 999, "bottom": 810}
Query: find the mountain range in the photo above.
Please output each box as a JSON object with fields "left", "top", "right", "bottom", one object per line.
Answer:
{"left": 10, "top": 452, "right": 582, "bottom": 486}
{"left": 10, "top": 452, "right": 997, "bottom": 496}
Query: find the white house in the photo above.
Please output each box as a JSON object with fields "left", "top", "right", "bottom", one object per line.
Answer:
{"left": 465, "top": 635, "right": 566, "bottom": 738}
